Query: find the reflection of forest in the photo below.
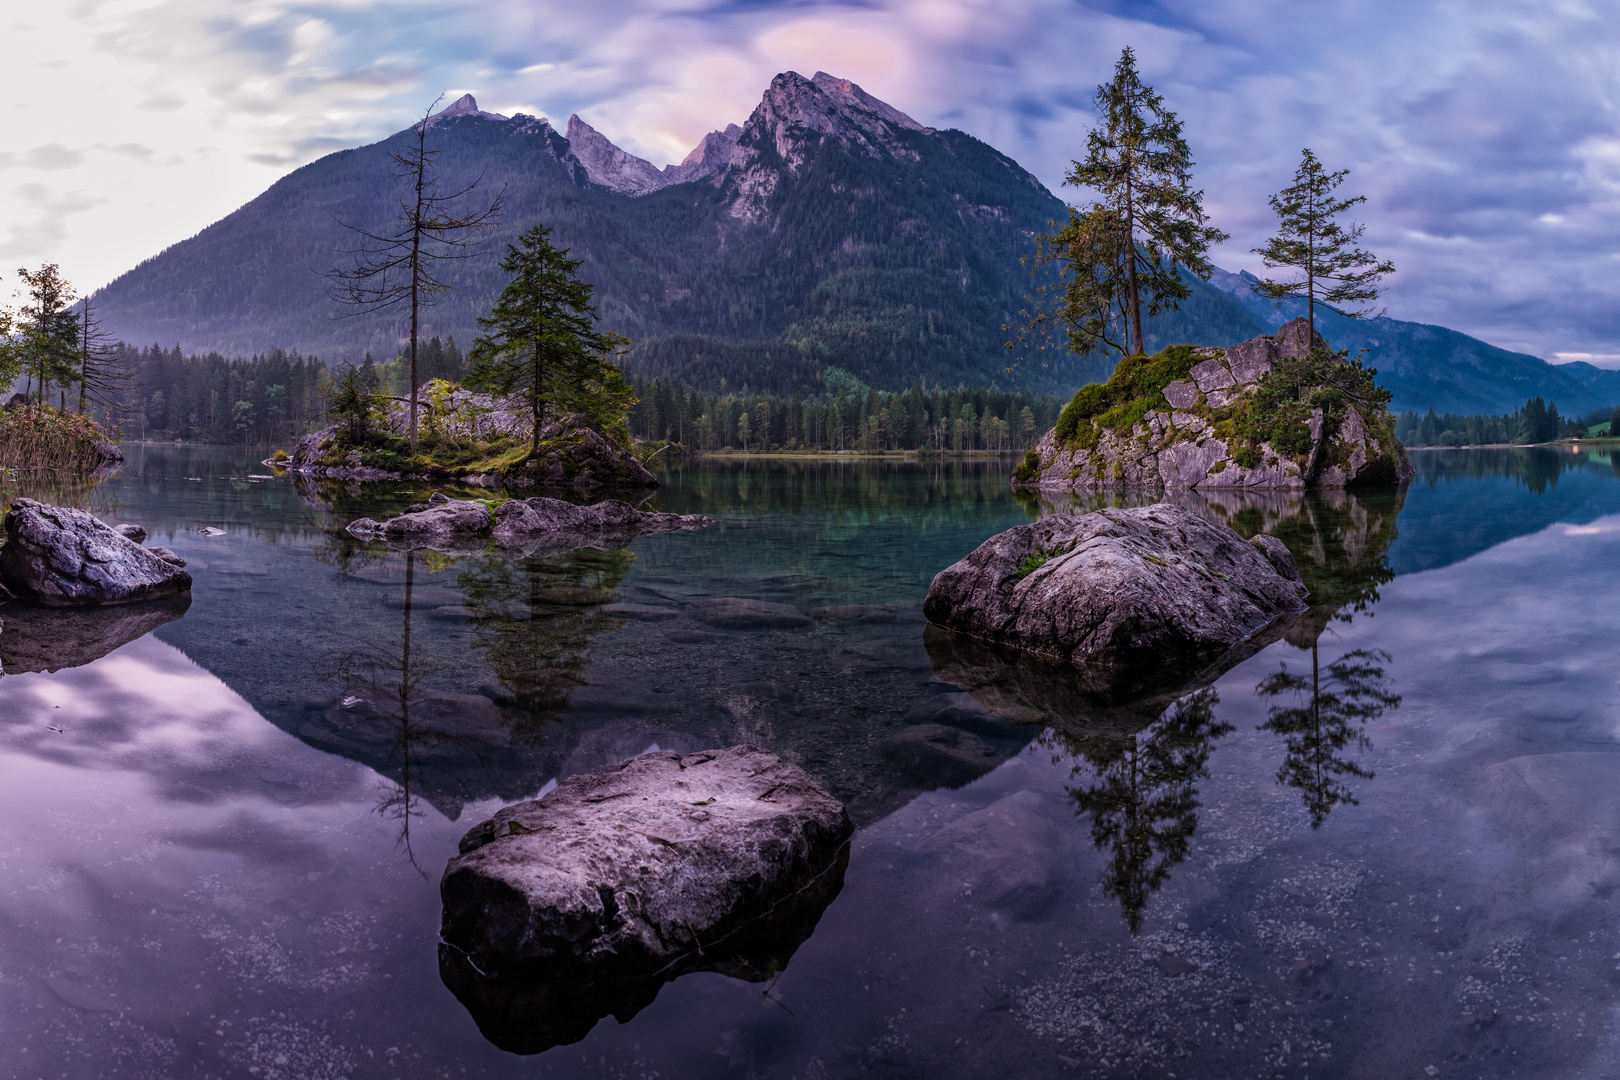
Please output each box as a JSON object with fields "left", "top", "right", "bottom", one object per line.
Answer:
{"left": 298, "top": 544, "right": 633, "bottom": 840}
{"left": 936, "top": 486, "right": 1407, "bottom": 931}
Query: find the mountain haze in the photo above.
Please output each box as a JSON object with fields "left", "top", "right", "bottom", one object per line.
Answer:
{"left": 90, "top": 73, "right": 1619, "bottom": 414}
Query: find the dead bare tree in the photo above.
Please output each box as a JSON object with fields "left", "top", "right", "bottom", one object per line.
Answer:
{"left": 325, "top": 96, "right": 504, "bottom": 450}
{"left": 76, "top": 297, "right": 135, "bottom": 418}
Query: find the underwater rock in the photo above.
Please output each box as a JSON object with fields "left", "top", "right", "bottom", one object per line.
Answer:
{"left": 0, "top": 499, "right": 192, "bottom": 608}
{"left": 346, "top": 495, "right": 708, "bottom": 553}
{"left": 113, "top": 523, "right": 146, "bottom": 543}
{"left": 923, "top": 504, "right": 1307, "bottom": 699}
{"left": 0, "top": 594, "right": 191, "bottom": 674}
{"left": 439, "top": 746, "right": 851, "bottom": 1053}
{"left": 690, "top": 597, "right": 812, "bottom": 629}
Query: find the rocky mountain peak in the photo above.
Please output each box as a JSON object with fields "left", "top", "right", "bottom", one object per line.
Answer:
{"left": 564, "top": 115, "right": 668, "bottom": 196}
{"left": 429, "top": 93, "right": 507, "bottom": 124}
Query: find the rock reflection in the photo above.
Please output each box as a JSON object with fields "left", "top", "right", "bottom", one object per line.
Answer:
{"left": 0, "top": 595, "right": 190, "bottom": 675}
{"left": 1257, "top": 648, "right": 1399, "bottom": 827}
{"left": 439, "top": 846, "right": 849, "bottom": 1055}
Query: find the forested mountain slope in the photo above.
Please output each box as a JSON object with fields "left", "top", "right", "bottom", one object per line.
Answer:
{"left": 1206, "top": 268, "right": 1620, "bottom": 416}
{"left": 91, "top": 73, "right": 1265, "bottom": 397}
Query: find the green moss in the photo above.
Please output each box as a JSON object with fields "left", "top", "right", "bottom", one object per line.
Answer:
{"left": 1233, "top": 444, "right": 1261, "bottom": 469}
{"left": 1207, "top": 458, "right": 1228, "bottom": 474}
{"left": 1052, "top": 344, "right": 1206, "bottom": 450}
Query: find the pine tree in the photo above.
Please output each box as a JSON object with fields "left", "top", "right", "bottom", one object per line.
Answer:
{"left": 1252, "top": 149, "right": 1395, "bottom": 330}
{"left": 1049, "top": 47, "right": 1228, "bottom": 356}
{"left": 16, "top": 264, "right": 81, "bottom": 405}
{"left": 466, "top": 225, "right": 632, "bottom": 456}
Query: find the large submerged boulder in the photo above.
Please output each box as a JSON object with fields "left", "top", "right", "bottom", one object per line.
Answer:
{"left": 0, "top": 499, "right": 192, "bottom": 608}
{"left": 439, "top": 746, "right": 851, "bottom": 1053}
{"left": 1017, "top": 318, "right": 1413, "bottom": 492}
{"left": 346, "top": 493, "right": 708, "bottom": 553}
{"left": 923, "top": 504, "right": 1307, "bottom": 699}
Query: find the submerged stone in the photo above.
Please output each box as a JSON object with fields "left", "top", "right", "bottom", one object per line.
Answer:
{"left": 346, "top": 495, "right": 708, "bottom": 554}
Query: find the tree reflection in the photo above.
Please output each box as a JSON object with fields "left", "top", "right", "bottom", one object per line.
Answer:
{"left": 455, "top": 547, "right": 633, "bottom": 726}
{"left": 1051, "top": 689, "right": 1233, "bottom": 934}
{"left": 1256, "top": 647, "right": 1398, "bottom": 828}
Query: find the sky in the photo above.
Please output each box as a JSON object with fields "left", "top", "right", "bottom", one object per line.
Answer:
{"left": 3, "top": 0, "right": 1620, "bottom": 366}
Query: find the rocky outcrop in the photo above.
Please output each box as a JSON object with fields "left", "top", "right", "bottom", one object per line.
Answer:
{"left": 1019, "top": 319, "right": 1413, "bottom": 492}
{"left": 286, "top": 401, "right": 657, "bottom": 489}
{"left": 923, "top": 504, "right": 1308, "bottom": 699}
{"left": 439, "top": 746, "right": 851, "bottom": 1053}
{"left": 0, "top": 499, "right": 192, "bottom": 608}
{"left": 346, "top": 493, "right": 709, "bottom": 554}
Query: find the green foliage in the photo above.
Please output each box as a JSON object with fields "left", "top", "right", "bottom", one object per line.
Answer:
{"left": 1224, "top": 345, "right": 1393, "bottom": 462}
{"left": 1251, "top": 149, "right": 1394, "bottom": 325}
{"left": 1012, "top": 448, "right": 1042, "bottom": 482}
{"left": 1232, "top": 444, "right": 1261, "bottom": 469}
{"left": 0, "top": 404, "right": 117, "bottom": 473}
{"left": 1043, "top": 47, "right": 1228, "bottom": 356}
{"left": 16, "top": 264, "right": 81, "bottom": 403}
{"left": 1014, "top": 550, "right": 1052, "bottom": 579}
{"left": 325, "top": 366, "right": 390, "bottom": 445}
{"left": 467, "top": 224, "right": 633, "bottom": 453}
{"left": 1052, "top": 344, "right": 1204, "bottom": 448}
{"left": 1395, "top": 396, "right": 1595, "bottom": 447}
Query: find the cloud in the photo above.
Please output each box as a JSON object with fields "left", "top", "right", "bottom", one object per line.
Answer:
{"left": 4, "top": 0, "right": 1620, "bottom": 366}
{"left": 0, "top": 144, "right": 88, "bottom": 171}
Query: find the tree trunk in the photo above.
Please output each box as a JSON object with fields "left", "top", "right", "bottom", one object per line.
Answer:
{"left": 1125, "top": 175, "right": 1142, "bottom": 354}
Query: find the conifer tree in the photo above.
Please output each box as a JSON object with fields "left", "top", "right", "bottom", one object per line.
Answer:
{"left": 1252, "top": 149, "right": 1395, "bottom": 330}
{"left": 466, "top": 225, "right": 632, "bottom": 456}
{"left": 1054, "top": 47, "right": 1228, "bottom": 356}
{"left": 16, "top": 264, "right": 81, "bottom": 405}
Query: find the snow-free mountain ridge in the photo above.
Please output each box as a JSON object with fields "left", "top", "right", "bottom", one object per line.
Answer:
{"left": 87, "top": 73, "right": 1620, "bottom": 414}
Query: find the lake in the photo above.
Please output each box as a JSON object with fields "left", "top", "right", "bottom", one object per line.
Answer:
{"left": 3, "top": 445, "right": 1620, "bottom": 1079}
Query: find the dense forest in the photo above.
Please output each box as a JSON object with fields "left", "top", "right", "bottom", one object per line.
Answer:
{"left": 627, "top": 375, "right": 1065, "bottom": 453}
{"left": 1394, "top": 398, "right": 1616, "bottom": 447}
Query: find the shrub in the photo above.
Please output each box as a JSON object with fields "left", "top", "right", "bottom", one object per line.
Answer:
{"left": 1012, "top": 449, "right": 1042, "bottom": 482}
{"left": 1052, "top": 344, "right": 1204, "bottom": 449}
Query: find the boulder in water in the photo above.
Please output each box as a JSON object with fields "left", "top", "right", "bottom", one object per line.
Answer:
{"left": 0, "top": 499, "right": 192, "bottom": 608}
{"left": 923, "top": 504, "right": 1307, "bottom": 699}
{"left": 347, "top": 495, "right": 707, "bottom": 553}
{"left": 439, "top": 746, "right": 851, "bottom": 1051}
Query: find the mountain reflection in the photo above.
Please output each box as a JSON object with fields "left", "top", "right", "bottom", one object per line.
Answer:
{"left": 1048, "top": 689, "right": 1232, "bottom": 934}
{"left": 1257, "top": 647, "right": 1399, "bottom": 827}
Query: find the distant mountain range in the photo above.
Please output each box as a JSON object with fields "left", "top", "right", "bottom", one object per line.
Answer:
{"left": 91, "top": 73, "right": 1620, "bottom": 415}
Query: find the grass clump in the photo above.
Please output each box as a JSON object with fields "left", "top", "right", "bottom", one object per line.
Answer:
{"left": 0, "top": 406, "right": 118, "bottom": 473}
{"left": 1014, "top": 551, "right": 1052, "bottom": 580}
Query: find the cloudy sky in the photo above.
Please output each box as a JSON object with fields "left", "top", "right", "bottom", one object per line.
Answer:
{"left": 3, "top": 0, "right": 1619, "bottom": 365}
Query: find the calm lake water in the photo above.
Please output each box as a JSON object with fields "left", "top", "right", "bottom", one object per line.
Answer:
{"left": 3, "top": 445, "right": 1620, "bottom": 1079}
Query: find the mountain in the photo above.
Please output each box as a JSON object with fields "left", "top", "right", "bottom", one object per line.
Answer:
{"left": 91, "top": 73, "right": 1267, "bottom": 397}
{"left": 1205, "top": 267, "right": 1620, "bottom": 416}
{"left": 90, "top": 74, "right": 1620, "bottom": 413}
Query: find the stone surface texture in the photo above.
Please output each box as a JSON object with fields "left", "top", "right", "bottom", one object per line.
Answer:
{"left": 923, "top": 504, "right": 1307, "bottom": 697}
{"left": 1020, "top": 318, "right": 1414, "bottom": 492}
{"left": 347, "top": 494, "right": 708, "bottom": 553}
{"left": 439, "top": 746, "right": 853, "bottom": 983}
{"left": 0, "top": 499, "right": 192, "bottom": 607}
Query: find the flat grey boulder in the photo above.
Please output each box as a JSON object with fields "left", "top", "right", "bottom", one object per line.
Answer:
{"left": 923, "top": 504, "right": 1307, "bottom": 699}
{"left": 346, "top": 494, "right": 708, "bottom": 553}
{"left": 440, "top": 745, "right": 851, "bottom": 981}
{"left": 0, "top": 499, "right": 192, "bottom": 608}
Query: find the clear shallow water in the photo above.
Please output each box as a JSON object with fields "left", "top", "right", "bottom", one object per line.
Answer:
{"left": 2, "top": 446, "right": 1620, "bottom": 1078}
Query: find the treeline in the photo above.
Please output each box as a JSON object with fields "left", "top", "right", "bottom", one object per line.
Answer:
{"left": 90, "top": 337, "right": 469, "bottom": 445}
{"left": 1396, "top": 397, "right": 1617, "bottom": 447}
{"left": 628, "top": 375, "right": 1065, "bottom": 453}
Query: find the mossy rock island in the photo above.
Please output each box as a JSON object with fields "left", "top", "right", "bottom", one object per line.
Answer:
{"left": 1013, "top": 318, "right": 1413, "bottom": 492}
